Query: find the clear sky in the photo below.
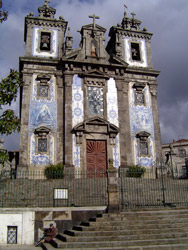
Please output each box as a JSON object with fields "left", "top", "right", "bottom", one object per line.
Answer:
{"left": 1, "top": 0, "right": 188, "bottom": 150}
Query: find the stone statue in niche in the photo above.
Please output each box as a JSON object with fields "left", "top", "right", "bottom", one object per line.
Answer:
{"left": 91, "top": 39, "right": 98, "bottom": 57}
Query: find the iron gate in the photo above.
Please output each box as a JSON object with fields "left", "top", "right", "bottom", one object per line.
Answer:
{"left": 119, "top": 165, "right": 188, "bottom": 210}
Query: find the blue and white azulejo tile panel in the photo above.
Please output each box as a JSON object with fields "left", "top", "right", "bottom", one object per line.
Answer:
{"left": 32, "top": 74, "right": 56, "bottom": 102}
{"left": 72, "top": 75, "right": 83, "bottom": 168}
{"left": 72, "top": 75, "right": 84, "bottom": 128}
{"left": 129, "top": 82, "right": 155, "bottom": 167}
{"left": 29, "top": 102, "right": 57, "bottom": 131}
{"left": 72, "top": 134, "right": 80, "bottom": 168}
{"left": 30, "top": 134, "right": 54, "bottom": 165}
{"left": 133, "top": 137, "right": 155, "bottom": 167}
{"left": 107, "top": 78, "right": 120, "bottom": 168}
{"left": 29, "top": 75, "right": 57, "bottom": 165}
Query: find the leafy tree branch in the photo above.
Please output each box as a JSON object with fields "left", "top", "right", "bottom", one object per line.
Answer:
{"left": 0, "top": 0, "right": 8, "bottom": 23}
{"left": 0, "top": 69, "right": 22, "bottom": 164}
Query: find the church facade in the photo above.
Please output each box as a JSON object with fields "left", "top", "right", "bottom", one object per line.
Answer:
{"left": 19, "top": 1, "right": 161, "bottom": 171}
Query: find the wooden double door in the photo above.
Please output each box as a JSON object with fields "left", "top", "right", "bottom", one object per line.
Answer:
{"left": 86, "top": 140, "right": 107, "bottom": 177}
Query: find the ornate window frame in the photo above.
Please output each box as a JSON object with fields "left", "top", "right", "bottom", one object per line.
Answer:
{"left": 34, "top": 126, "right": 51, "bottom": 155}
{"left": 132, "top": 82, "right": 146, "bottom": 106}
{"left": 36, "top": 74, "right": 51, "bottom": 100}
{"left": 83, "top": 77, "right": 107, "bottom": 119}
{"left": 136, "top": 131, "right": 150, "bottom": 157}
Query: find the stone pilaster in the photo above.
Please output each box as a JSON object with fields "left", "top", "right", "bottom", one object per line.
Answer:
{"left": 149, "top": 83, "right": 162, "bottom": 159}
{"left": 107, "top": 160, "right": 119, "bottom": 212}
{"left": 63, "top": 73, "right": 74, "bottom": 167}
{"left": 19, "top": 72, "right": 32, "bottom": 169}
{"left": 116, "top": 79, "right": 131, "bottom": 167}
{"left": 56, "top": 73, "right": 64, "bottom": 164}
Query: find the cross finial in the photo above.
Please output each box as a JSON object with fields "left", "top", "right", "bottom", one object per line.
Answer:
{"left": 44, "top": 0, "right": 50, "bottom": 6}
{"left": 131, "top": 12, "right": 136, "bottom": 19}
{"left": 89, "top": 14, "right": 100, "bottom": 29}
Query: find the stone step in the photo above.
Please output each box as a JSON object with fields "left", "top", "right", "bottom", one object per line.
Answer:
{"left": 72, "top": 222, "right": 188, "bottom": 231}
{"left": 40, "top": 209, "right": 188, "bottom": 250}
{"left": 87, "top": 218, "right": 188, "bottom": 226}
{"left": 41, "top": 245, "right": 188, "bottom": 250}
{"left": 64, "top": 227, "right": 188, "bottom": 237}
{"left": 101, "top": 214, "right": 188, "bottom": 221}
{"left": 61, "top": 232, "right": 188, "bottom": 242}
{"left": 54, "top": 237, "right": 188, "bottom": 248}
{"left": 102, "top": 210, "right": 188, "bottom": 218}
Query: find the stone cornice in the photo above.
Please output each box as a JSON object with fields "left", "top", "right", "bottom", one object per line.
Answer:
{"left": 24, "top": 16, "right": 68, "bottom": 42}
{"left": 126, "top": 67, "right": 160, "bottom": 77}
{"left": 19, "top": 56, "right": 59, "bottom": 65}
{"left": 61, "top": 58, "right": 127, "bottom": 69}
{"left": 109, "top": 26, "right": 152, "bottom": 41}
{"left": 25, "top": 17, "right": 67, "bottom": 28}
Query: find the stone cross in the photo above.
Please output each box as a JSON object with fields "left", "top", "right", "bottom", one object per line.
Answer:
{"left": 131, "top": 12, "right": 136, "bottom": 19}
{"left": 44, "top": 0, "right": 50, "bottom": 6}
{"left": 89, "top": 14, "right": 100, "bottom": 29}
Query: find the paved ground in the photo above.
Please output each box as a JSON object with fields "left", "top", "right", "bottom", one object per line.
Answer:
{"left": 0, "top": 245, "right": 37, "bottom": 250}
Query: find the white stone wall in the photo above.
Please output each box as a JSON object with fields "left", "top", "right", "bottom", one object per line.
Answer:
{"left": 0, "top": 211, "right": 35, "bottom": 245}
{"left": 124, "top": 38, "right": 148, "bottom": 67}
{"left": 32, "top": 27, "right": 58, "bottom": 58}
{"left": 107, "top": 78, "right": 120, "bottom": 168}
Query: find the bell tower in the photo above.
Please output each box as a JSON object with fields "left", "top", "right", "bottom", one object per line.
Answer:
{"left": 19, "top": 0, "right": 67, "bottom": 169}
{"left": 107, "top": 11, "right": 162, "bottom": 167}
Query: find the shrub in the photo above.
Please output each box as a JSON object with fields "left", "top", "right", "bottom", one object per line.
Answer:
{"left": 126, "top": 165, "right": 146, "bottom": 178}
{"left": 44, "top": 163, "right": 64, "bottom": 179}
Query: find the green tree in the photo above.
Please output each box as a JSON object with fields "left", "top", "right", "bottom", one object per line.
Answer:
{"left": 0, "top": 0, "right": 8, "bottom": 23}
{"left": 0, "top": 69, "right": 22, "bottom": 164}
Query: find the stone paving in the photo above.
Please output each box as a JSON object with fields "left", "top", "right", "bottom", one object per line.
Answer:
{"left": 0, "top": 245, "right": 36, "bottom": 250}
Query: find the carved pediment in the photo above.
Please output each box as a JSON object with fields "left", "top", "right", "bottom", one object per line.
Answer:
{"left": 34, "top": 126, "right": 51, "bottom": 134}
{"left": 87, "top": 69, "right": 106, "bottom": 76}
{"left": 81, "top": 69, "right": 109, "bottom": 80}
{"left": 73, "top": 117, "right": 119, "bottom": 135}
{"left": 133, "top": 81, "right": 146, "bottom": 90}
{"left": 81, "top": 24, "right": 106, "bottom": 33}
{"left": 136, "top": 131, "right": 150, "bottom": 138}
{"left": 36, "top": 74, "right": 51, "bottom": 81}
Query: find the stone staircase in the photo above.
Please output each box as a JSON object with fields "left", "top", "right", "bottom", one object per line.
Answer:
{"left": 40, "top": 209, "right": 188, "bottom": 250}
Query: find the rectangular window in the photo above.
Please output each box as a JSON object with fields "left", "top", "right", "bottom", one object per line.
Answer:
{"left": 7, "top": 226, "right": 17, "bottom": 244}
{"left": 40, "top": 32, "right": 51, "bottom": 51}
{"left": 179, "top": 149, "right": 186, "bottom": 157}
{"left": 140, "top": 141, "right": 149, "bottom": 156}
{"left": 39, "top": 83, "right": 49, "bottom": 97}
{"left": 87, "top": 86, "right": 104, "bottom": 116}
{"left": 38, "top": 138, "right": 47, "bottom": 153}
{"left": 135, "top": 91, "right": 145, "bottom": 105}
{"left": 131, "top": 43, "right": 141, "bottom": 61}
